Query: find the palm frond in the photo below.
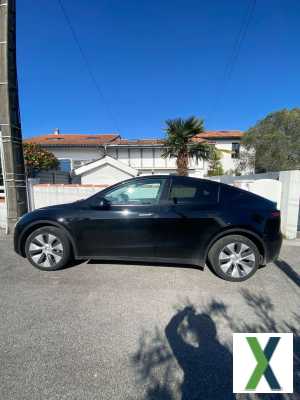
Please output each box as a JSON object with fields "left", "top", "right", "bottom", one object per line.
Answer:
{"left": 161, "top": 146, "right": 178, "bottom": 159}
{"left": 162, "top": 116, "right": 209, "bottom": 174}
{"left": 188, "top": 142, "right": 213, "bottom": 161}
{"left": 164, "top": 116, "right": 204, "bottom": 141}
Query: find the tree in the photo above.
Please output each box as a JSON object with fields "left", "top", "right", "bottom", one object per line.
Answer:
{"left": 240, "top": 108, "right": 300, "bottom": 173}
{"left": 162, "top": 116, "right": 213, "bottom": 176}
{"left": 23, "top": 143, "right": 59, "bottom": 177}
{"left": 207, "top": 149, "right": 224, "bottom": 176}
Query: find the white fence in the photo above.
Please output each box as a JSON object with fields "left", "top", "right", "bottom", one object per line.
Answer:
{"left": 30, "top": 183, "right": 108, "bottom": 210}
{"left": 279, "top": 171, "right": 300, "bottom": 239}
{"left": 0, "top": 185, "right": 6, "bottom": 229}
{"left": 208, "top": 170, "right": 300, "bottom": 239}
{"left": 0, "top": 183, "right": 107, "bottom": 229}
{"left": 0, "top": 201, "right": 6, "bottom": 229}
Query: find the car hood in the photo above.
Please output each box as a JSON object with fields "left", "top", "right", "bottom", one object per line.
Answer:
{"left": 19, "top": 200, "right": 86, "bottom": 220}
{"left": 37, "top": 200, "right": 84, "bottom": 211}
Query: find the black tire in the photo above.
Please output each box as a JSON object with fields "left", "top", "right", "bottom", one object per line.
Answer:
{"left": 25, "top": 226, "right": 71, "bottom": 271}
{"left": 208, "top": 235, "right": 260, "bottom": 282}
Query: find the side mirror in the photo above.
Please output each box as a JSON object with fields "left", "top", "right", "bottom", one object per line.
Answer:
{"left": 98, "top": 198, "right": 110, "bottom": 209}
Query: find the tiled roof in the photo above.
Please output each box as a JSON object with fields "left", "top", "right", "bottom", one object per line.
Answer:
{"left": 112, "top": 138, "right": 165, "bottom": 145}
{"left": 24, "top": 131, "right": 243, "bottom": 147}
{"left": 24, "top": 133, "right": 120, "bottom": 146}
{"left": 195, "top": 130, "right": 243, "bottom": 139}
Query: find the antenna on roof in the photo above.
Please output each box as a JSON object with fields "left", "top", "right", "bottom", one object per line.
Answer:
{"left": 53, "top": 128, "right": 60, "bottom": 135}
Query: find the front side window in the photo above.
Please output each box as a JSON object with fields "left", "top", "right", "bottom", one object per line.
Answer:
{"left": 104, "top": 179, "right": 164, "bottom": 205}
{"left": 169, "top": 179, "right": 219, "bottom": 205}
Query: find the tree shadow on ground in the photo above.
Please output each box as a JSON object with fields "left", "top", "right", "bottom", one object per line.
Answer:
{"left": 132, "top": 290, "right": 299, "bottom": 400}
{"left": 274, "top": 258, "right": 300, "bottom": 288}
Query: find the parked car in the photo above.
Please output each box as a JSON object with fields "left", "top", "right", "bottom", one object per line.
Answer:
{"left": 14, "top": 175, "right": 282, "bottom": 281}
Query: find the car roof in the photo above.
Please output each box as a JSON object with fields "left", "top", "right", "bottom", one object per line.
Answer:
{"left": 134, "top": 175, "right": 216, "bottom": 183}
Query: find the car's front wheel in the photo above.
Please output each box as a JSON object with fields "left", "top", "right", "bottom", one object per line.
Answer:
{"left": 25, "top": 226, "right": 71, "bottom": 271}
{"left": 208, "top": 235, "right": 260, "bottom": 282}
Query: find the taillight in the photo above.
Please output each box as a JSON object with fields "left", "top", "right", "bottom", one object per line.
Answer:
{"left": 271, "top": 210, "right": 280, "bottom": 218}
{"left": 265, "top": 210, "right": 281, "bottom": 234}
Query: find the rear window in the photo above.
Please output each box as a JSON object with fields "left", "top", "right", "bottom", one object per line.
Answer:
{"left": 169, "top": 179, "right": 219, "bottom": 205}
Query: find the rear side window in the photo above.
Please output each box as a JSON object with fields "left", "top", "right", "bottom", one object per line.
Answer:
{"left": 169, "top": 179, "right": 219, "bottom": 205}
{"left": 220, "top": 183, "right": 275, "bottom": 208}
{"left": 220, "top": 184, "right": 257, "bottom": 203}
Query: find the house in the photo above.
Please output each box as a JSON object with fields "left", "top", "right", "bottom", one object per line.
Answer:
{"left": 24, "top": 129, "right": 243, "bottom": 185}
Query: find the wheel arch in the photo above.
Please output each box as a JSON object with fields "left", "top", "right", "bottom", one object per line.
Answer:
{"left": 204, "top": 228, "right": 266, "bottom": 265}
{"left": 18, "top": 220, "right": 77, "bottom": 258}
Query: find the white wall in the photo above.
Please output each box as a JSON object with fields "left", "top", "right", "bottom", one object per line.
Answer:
{"left": 32, "top": 185, "right": 106, "bottom": 210}
{"left": 154, "top": 148, "right": 166, "bottom": 168}
{"left": 215, "top": 140, "right": 237, "bottom": 172}
{"left": 279, "top": 170, "right": 300, "bottom": 239}
{"left": 51, "top": 147, "right": 100, "bottom": 169}
{"left": 189, "top": 169, "right": 206, "bottom": 178}
{"left": 139, "top": 169, "right": 177, "bottom": 176}
{"left": 130, "top": 148, "right": 142, "bottom": 168}
{"left": 142, "top": 149, "right": 153, "bottom": 168}
{"left": 81, "top": 164, "right": 134, "bottom": 185}
{"left": 248, "top": 179, "right": 282, "bottom": 209}
{"left": 0, "top": 201, "right": 6, "bottom": 229}
{"left": 207, "top": 170, "right": 300, "bottom": 240}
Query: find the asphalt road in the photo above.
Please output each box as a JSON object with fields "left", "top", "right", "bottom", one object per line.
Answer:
{"left": 0, "top": 237, "right": 299, "bottom": 400}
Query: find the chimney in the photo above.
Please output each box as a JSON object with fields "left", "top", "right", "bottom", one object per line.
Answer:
{"left": 53, "top": 128, "right": 60, "bottom": 135}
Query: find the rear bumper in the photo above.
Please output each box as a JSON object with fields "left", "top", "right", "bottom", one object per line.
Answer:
{"left": 263, "top": 233, "right": 283, "bottom": 264}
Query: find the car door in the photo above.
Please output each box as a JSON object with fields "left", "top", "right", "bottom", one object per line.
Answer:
{"left": 155, "top": 176, "right": 222, "bottom": 264}
{"left": 74, "top": 177, "right": 167, "bottom": 259}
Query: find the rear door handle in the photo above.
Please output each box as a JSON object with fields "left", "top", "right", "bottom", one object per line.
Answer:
{"left": 138, "top": 213, "right": 153, "bottom": 217}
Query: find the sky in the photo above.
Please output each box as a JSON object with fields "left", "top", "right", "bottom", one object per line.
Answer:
{"left": 16, "top": 0, "right": 300, "bottom": 139}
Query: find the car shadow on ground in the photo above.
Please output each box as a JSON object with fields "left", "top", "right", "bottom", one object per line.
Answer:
{"left": 70, "top": 256, "right": 299, "bottom": 287}
{"left": 132, "top": 290, "right": 300, "bottom": 400}
{"left": 87, "top": 259, "right": 203, "bottom": 271}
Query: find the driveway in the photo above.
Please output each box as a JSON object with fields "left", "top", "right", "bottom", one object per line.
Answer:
{"left": 0, "top": 236, "right": 299, "bottom": 400}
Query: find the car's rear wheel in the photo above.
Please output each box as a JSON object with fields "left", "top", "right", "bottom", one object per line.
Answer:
{"left": 25, "top": 226, "right": 71, "bottom": 271}
{"left": 208, "top": 235, "right": 260, "bottom": 281}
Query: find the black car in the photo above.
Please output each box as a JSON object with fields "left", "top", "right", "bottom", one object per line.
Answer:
{"left": 14, "top": 175, "right": 282, "bottom": 281}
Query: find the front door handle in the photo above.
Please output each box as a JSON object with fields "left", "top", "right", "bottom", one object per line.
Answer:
{"left": 138, "top": 213, "right": 153, "bottom": 217}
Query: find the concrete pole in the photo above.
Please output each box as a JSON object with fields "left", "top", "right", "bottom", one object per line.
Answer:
{"left": 279, "top": 170, "right": 300, "bottom": 239}
{"left": 0, "top": 0, "right": 28, "bottom": 233}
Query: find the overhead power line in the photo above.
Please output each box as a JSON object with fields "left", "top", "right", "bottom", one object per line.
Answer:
{"left": 208, "top": 0, "right": 257, "bottom": 120}
{"left": 57, "top": 0, "right": 120, "bottom": 133}
{"left": 223, "top": 0, "right": 256, "bottom": 86}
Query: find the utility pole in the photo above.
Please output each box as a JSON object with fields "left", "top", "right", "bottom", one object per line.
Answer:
{"left": 0, "top": 0, "right": 27, "bottom": 233}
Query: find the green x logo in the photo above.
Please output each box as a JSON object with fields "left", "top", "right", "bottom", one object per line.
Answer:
{"left": 246, "top": 337, "right": 281, "bottom": 391}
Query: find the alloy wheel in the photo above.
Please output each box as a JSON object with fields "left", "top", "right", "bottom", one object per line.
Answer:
{"left": 28, "top": 233, "right": 64, "bottom": 268}
{"left": 218, "top": 242, "right": 256, "bottom": 279}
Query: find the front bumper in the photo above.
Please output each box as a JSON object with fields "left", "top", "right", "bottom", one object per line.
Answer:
{"left": 13, "top": 221, "right": 23, "bottom": 256}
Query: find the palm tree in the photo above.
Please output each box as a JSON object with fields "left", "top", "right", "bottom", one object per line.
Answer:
{"left": 162, "top": 116, "right": 213, "bottom": 176}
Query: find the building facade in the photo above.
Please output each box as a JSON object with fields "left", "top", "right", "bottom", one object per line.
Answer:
{"left": 24, "top": 130, "right": 243, "bottom": 184}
